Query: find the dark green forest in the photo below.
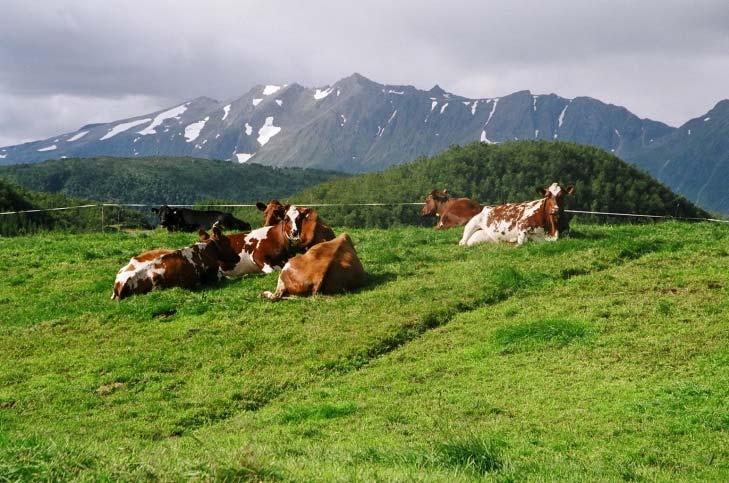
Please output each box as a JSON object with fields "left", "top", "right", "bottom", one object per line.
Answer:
{"left": 293, "top": 141, "right": 710, "bottom": 227}
{"left": 0, "top": 156, "right": 345, "bottom": 205}
{"left": 0, "top": 179, "right": 147, "bottom": 236}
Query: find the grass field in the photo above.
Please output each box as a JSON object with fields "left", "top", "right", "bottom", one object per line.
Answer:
{"left": 1, "top": 222, "right": 728, "bottom": 481}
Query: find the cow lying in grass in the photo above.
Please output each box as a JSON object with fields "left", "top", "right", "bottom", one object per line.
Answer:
{"left": 111, "top": 224, "right": 239, "bottom": 300}
{"left": 216, "top": 205, "right": 333, "bottom": 277}
{"left": 152, "top": 205, "right": 251, "bottom": 232}
{"left": 262, "top": 234, "right": 365, "bottom": 301}
{"left": 460, "top": 183, "right": 575, "bottom": 246}
{"left": 421, "top": 189, "right": 482, "bottom": 229}
{"left": 256, "top": 199, "right": 335, "bottom": 248}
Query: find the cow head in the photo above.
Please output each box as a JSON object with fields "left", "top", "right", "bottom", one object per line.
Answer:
{"left": 198, "top": 224, "right": 241, "bottom": 271}
{"left": 537, "top": 183, "right": 575, "bottom": 235}
{"left": 256, "top": 199, "right": 287, "bottom": 226}
{"left": 421, "top": 189, "right": 450, "bottom": 217}
{"left": 153, "top": 205, "right": 179, "bottom": 230}
{"left": 297, "top": 208, "right": 322, "bottom": 248}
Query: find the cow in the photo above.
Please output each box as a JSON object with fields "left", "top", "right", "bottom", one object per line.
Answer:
{"left": 256, "top": 199, "right": 335, "bottom": 248}
{"left": 256, "top": 199, "right": 287, "bottom": 226}
{"left": 215, "top": 205, "right": 332, "bottom": 277}
{"left": 421, "top": 189, "right": 482, "bottom": 229}
{"left": 459, "top": 183, "right": 575, "bottom": 246}
{"left": 262, "top": 234, "right": 366, "bottom": 301}
{"left": 152, "top": 205, "right": 251, "bottom": 232}
{"left": 111, "top": 224, "right": 240, "bottom": 300}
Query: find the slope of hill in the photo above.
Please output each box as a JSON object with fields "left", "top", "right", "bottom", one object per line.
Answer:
{"left": 0, "top": 157, "right": 345, "bottom": 205}
{"left": 293, "top": 141, "right": 709, "bottom": 227}
{"left": 626, "top": 100, "right": 729, "bottom": 213}
{"left": 0, "top": 179, "right": 146, "bottom": 236}
{"left": 1, "top": 223, "right": 727, "bottom": 480}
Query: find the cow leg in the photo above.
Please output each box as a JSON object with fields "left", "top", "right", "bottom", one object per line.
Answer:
{"left": 517, "top": 231, "right": 528, "bottom": 246}
{"left": 466, "top": 229, "right": 491, "bottom": 246}
{"left": 459, "top": 215, "right": 481, "bottom": 246}
{"left": 262, "top": 274, "right": 287, "bottom": 301}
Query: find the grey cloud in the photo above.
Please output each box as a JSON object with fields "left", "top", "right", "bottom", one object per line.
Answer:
{"left": 1, "top": 0, "right": 727, "bottom": 145}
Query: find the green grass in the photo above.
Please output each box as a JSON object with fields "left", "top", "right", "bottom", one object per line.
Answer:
{"left": 0, "top": 222, "right": 728, "bottom": 480}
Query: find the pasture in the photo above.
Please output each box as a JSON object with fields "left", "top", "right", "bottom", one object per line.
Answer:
{"left": 0, "top": 222, "right": 728, "bottom": 480}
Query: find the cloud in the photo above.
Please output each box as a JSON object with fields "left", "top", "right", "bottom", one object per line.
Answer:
{"left": 1, "top": 0, "right": 728, "bottom": 145}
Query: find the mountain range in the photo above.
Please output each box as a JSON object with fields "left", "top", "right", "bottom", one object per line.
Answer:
{"left": 1, "top": 73, "right": 727, "bottom": 213}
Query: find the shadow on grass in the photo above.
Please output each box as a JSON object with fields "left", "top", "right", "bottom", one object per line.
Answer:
{"left": 358, "top": 271, "right": 398, "bottom": 292}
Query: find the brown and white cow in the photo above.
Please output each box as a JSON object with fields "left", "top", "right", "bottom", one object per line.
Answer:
{"left": 256, "top": 199, "right": 336, "bottom": 247}
{"left": 220, "top": 205, "right": 333, "bottom": 277}
{"left": 459, "top": 183, "right": 575, "bottom": 246}
{"left": 421, "top": 189, "right": 482, "bottom": 229}
{"left": 262, "top": 234, "right": 366, "bottom": 301}
{"left": 111, "top": 225, "right": 240, "bottom": 300}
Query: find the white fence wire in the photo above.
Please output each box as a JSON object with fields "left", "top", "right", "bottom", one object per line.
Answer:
{"left": 1, "top": 202, "right": 728, "bottom": 224}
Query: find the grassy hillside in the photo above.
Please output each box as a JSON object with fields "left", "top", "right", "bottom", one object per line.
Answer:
{"left": 0, "top": 156, "right": 346, "bottom": 205}
{"left": 294, "top": 141, "right": 710, "bottom": 227}
{"left": 0, "top": 178, "right": 146, "bottom": 236}
{"left": 0, "top": 222, "right": 727, "bottom": 480}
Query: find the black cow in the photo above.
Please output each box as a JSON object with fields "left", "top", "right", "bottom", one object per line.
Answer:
{"left": 151, "top": 205, "right": 251, "bottom": 232}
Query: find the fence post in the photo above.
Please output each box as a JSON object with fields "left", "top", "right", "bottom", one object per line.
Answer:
{"left": 101, "top": 204, "right": 104, "bottom": 233}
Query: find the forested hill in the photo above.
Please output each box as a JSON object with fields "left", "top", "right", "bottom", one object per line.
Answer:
{"left": 293, "top": 141, "right": 711, "bottom": 227}
{"left": 0, "top": 157, "right": 345, "bottom": 205}
{"left": 0, "top": 179, "right": 145, "bottom": 236}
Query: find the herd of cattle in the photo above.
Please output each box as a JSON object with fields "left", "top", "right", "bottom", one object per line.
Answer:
{"left": 111, "top": 183, "right": 574, "bottom": 300}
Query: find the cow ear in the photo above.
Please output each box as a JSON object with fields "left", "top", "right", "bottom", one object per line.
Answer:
{"left": 537, "top": 187, "right": 548, "bottom": 197}
{"left": 151, "top": 208, "right": 158, "bottom": 213}
{"left": 443, "top": 189, "right": 448, "bottom": 195}
{"left": 199, "top": 229, "right": 210, "bottom": 241}
{"left": 283, "top": 204, "right": 291, "bottom": 212}
{"left": 256, "top": 202, "right": 266, "bottom": 211}
{"left": 566, "top": 185, "right": 575, "bottom": 195}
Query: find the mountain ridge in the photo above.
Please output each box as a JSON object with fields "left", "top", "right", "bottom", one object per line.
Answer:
{"left": 1, "top": 73, "right": 727, "bottom": 212}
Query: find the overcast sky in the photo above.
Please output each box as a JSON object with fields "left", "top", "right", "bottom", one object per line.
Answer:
{"left": 1, "top": 0, "right": 728, "bottom": 146}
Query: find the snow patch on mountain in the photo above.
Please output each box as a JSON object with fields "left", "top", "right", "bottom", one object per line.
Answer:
{"left": 440, "top": 103, "right": 448, "bottom": 114}
{"left": 101, "top": 118, "right": 152, "bottom": 140}
{"left": 37, "top": 145, "right": 57, "bottom": 152}
{"left": 558, "top": 100, "right": 572, "bottom": 128}
{"left": 431, "top": 101, "right": 438, "bottom": 111}
{"left": 235, "top": 153, "right": 254, "bottom": 163}
{"left": 257, "top": 117, "right": 281, "bottom": 146}
{"left": 263, "top": 85, "right": 281, "bottom": 95}
{"left": 388, "top": 110, "right": 398, "bottom": 123}
{"left": 471, "top": 101, "right": 478, "bottom": 115}
{"left": 314, "top": 87, "right": 333, "bottom": 100}
{"left": 252, "top": 98, "right": 263, "bottom": 106}
{"left": 184, "top": 117, "right": 209, "bottom": 143}
{"left": 480, "top": 130, "right": 495, "bottom": 144}
{"left": 138, "top": 104, "right": 187, "bottom": 135}
{"left": 275, "top": 99, "right": 283, "bottom": 106}
{"left": 222, "top": 104, "right": 231, "bottom": 120}
{"left": 245, "top": 123, "right": 253, "bottom": 135}
{"left": 66, "top": 130, "right": 89, "bottom": 142}
{"left": 484, "top": 99, "right": 499, "bottom": 128}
